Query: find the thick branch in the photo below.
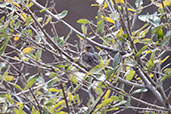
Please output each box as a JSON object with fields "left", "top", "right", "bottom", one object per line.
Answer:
{"left": 133, "top": 67, "right": 164, "bottom": 106}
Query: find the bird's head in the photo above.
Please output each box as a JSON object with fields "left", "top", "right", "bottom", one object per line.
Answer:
{"left": 84, "top": 45, "right": 95, "bottom": 53}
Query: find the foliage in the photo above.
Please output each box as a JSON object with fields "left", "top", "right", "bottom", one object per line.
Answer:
{"left": 0, "top": 0, "right": 170, "bottom": 114}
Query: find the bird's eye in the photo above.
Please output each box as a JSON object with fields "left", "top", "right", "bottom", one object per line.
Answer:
{"left": 87, "top": 46, "right": 91, "bottom": 49}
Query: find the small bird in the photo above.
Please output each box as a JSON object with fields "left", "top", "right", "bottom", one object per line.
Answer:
{"left": 80, "top": 45, "right": 100, "bottom": 69}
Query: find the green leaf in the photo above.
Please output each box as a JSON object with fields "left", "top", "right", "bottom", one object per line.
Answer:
{"left": 5, "top": 94, "right": 13, "bottom": 104}
{"left": 48, "top": 88, "right": 61, "bottom": 92}
{"left": 106, "top": 69, "right": 115, "bottom": 80}
{"left": 96, "top": 10, "right": 104, "bottom": 33}
{"left": 99, "top": 99, "right": 113, "bottom": 108}
{"left": 24, "top": 16, "right": 32, "bottom": 26}
{"left": 138, "top": 12, "right": 160, "bottom": 26}
{"left": 152, "top": 27, "right": 164, "bottom": 40}
{"left": 107, "top": 107, "right": 119, "bottom": 111}
{"left": 113, "top": 100, "right": 127, "bottom": 107}
{"left": 148, "top": 59, "right": 153, "bottom": 69}
{"left": 57, "top": 111, "right": 68, "bottom": 114}
{"left": 0, "top": 38, "right": 9, "bottom": 56}
{"left": 81, "top": 24, "right": 87, "bottom": 35}
{"left": 77, "top": 19, "right": 89, "bottom": 24}
{"left": 40, "top": 8, "right": 49, "bottom": 13}
{"left": 47, "top": 77, "right": 58, "bottom": 88}
{"left": 43, "top": 15, "right": 52, "bottom": 26}
{"left": 125, "top": 69, "right": 135, "bottom": 81}
{"left": 140, "top": 38, "right": 153, "bottom": 44}
{"left": 52, "top": 100, "right": 65, "bottom": 111}
{"left": 113, "top": 52, "right": 119, "bottom": 67}
{"left": 131, "top": 88, "right": 148, "bottom": 95}
{"left": 126, "top": 96, "right": 131, "bottom": 108}
{"left": 14, "top": 109, "right": 26, "bottom": 114}
{"left": 161, "top": 37, "right": 170, "bottom": 47}
{"left": 24, "top": 75, "right": 39, "bottom": 90}
{"left": 54, "top": 36, "right": 64, "bottom": 46}
{"left": 32, "top": 106, "right": 40, "bottom": 114}
{"left": 147, "top": 52, "right": 155, "bottom": 70}
{"left": 89, "top": 60, "right": 105, "bottom": 74}
{"left": 161, "top": 68, "right": 171, "bottom": 81}
{"left": 58, "top": 10, "right": 68, "bottom": 19}
{"left": 164, "top": 68, "right": 171, "bottom": 74}
{"left": 162, "top": 74, "right": 169, "bottom": 81}
{"left": 97, "top": 18, "right": 104, "bottom": 33}
{"left": 12, "top": 84, "right": 23, "bottom": 91}
{"left": 27, "top": 29, "right": 33, "bottom": 36}
{"left": 76, "top": 34, "right": 84, "bottom": 40}
{"left": 110, "top": 96, "right": 119, "bottom": 101}
{"left": 136, "top": 45, "right": 148, "bottom": 56}
{"left": 26, "top": 1, "right": 34, "bottom": 8}
{"left": 35, "top": 49, "right": 42, "bottom": 62}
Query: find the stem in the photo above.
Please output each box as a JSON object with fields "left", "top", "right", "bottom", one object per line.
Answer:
{"left": 88, "top": 89, "right": 108, "bottom": 114}
{"left": 133, "top": 67, "right": 164, "bottom": 105}
{"left": 60, "top": 83, "right": 71, "bottom": 113}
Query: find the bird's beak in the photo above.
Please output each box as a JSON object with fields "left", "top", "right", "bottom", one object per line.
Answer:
{"left": 83, "top": 47, "right": 87, "bottom": 52}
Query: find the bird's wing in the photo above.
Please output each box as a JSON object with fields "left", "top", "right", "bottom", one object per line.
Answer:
{"left": 92, "top": 53, "right": 100, "bottom": 65}
{"left": 81, "top": 52, "right": 100, "bottom": 67}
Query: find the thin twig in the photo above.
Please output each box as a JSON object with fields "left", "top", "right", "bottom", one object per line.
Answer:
{"left": 29, "top": 0, "right": 124, "bottom": 54}
{"left": 60, "top": 83, "right": 71, "bottom": 113}
{"left": 88, "top": 89, "right": 108, "bottom": 114}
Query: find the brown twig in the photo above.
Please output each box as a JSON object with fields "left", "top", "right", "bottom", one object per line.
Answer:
{"left": 60, "top": 83, "right": 71, "bottom": 113}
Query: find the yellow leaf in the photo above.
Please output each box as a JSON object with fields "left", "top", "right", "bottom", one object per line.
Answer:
{"left": 105, "top": 59, "right": 111, "bottom": 66}
{"left": 104, "top": 1, "right": 114, "bottom": 8}
{"left": 68, "top": 92, "right": 73, "bottom": 101}
{"left": 16, "top": 102, "right": 24, "bottom": 109}
{"left": 149, "top": 74, "right": 154, "bottom": 78}
{"left": 104, "top": 2, "right": 108, "bottom": 8}
{"left": 22, "top": 47, "right": 34, "bottom": 54}
{"left": 161, "top": 56, "right": 169, "bottom": 63}
{"left": 97, "top": 16, "right": 115, "bottom": 24}
{"left": 160, "top": 0, "right": 171, "bottom": 8}
{"left": 116, "top": 0, "right": 124, "bottom": 3}
{"left": 104, "top": 17, "right": 115, "bottom": 24}
{"left": 4, "top": 75, "right": 14, "bottom": 81}
{"left": 76, "top": 34, "right": 83, "bottom": 40}
{"left": 104, "top": 89, "right": 110, "bottom": 99}
{"left": 10, "top": 18, "right": 16, "bottom": 25}
{"left": 146, "top": 50, "right": 151, "bottom": 54}
{"left": 127, "top": 8, "right": 136, "bottom": 12}
{"left": 52, "top": 100, "right": 65, "bottom": 110}
{"left": 21, "top": 12, "right": 27, "bottom": 18}
{"left": 19, "top": 12, "right": 28, "bottom": 21}
{"left": 14, "top": 56, "right": 19, "bottom": 60}
{"left": 136, "top": 73, "right": 154, "bottom": 80}
{"left": 8, "top": 0, "right": 21, "bottom": 8}
{"left": 14, "top": 33, "right": 20, "bottom": 41}
{"left": 125, "top": 70, "right": 135, "bottom": 81}
{"left": 48, "top": 88, "right": 61, "bottom": 92}
{"left": 134, "top": 39, "right": 139, "bottom": 44}
{"left": 91, "top": 4, "right": 99, "bottom": 7}
{"left": 117, "top": 6, "right": 135, "bottom": 12}
{"left": 153, "top": 0, "right": 171, "bottom": 8}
